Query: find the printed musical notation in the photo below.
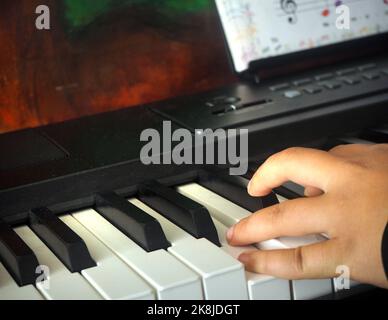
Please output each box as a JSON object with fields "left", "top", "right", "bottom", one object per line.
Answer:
{"left": 277, "top": 0, "right": 371, "bottom": 25}
{"left": 216, "top": 0, "right": 388, "bottom": 72}
{"left": 280, "top": 0, "right": 298, "bottom": 24}
{"left": 217, "top": 0, "right": 260, "bottom": 66}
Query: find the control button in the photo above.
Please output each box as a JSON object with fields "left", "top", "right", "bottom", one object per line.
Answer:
{"left": 270, "top": 83, "right": 290, "bottom": 91}
{"left": 211, "top": 105, "right": 227, "bottom": 115}
{"left": 304, "top": 86, "right": 322, "bottom": 94}
{"left": 211, "top": 104, "right": 236, "bottom": 115}
{"left": 223, "top": 96, "right": 241, "bottom": 104}
{"left": 336, "top": 68, "right": 356, "bottom": 76}
{"left": 284, "top": 90, "right": 302, "bottom": 98}
{"left": 363, "top": 72, "right": 380, "bottom": 80}
{"left": 358, "top": 63, "right": 376, "bottom": 71}
{"left": 206, "top": 96, "right": 240, "bottom": 108}
{"left": 224, "top": 105, "right": 237, "bottom": 113}
{"left": 210, "top": 96, "right": 228, "bottom": 105}
{"left": 206, "top": 97, "right": 224, "bottom": 107}
{"left": 293, "top": 78, "right": 312, "bottom": 86}
{"left": 319, "top": 81, "right": 342, "bottom": 90}
{"left": 342, "top": 76, "right": 361, "bottom": 85}
{"left": 315, "top": 73, "right": 334, "bottom": 81}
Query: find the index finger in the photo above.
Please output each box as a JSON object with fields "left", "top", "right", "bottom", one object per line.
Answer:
{"left": 248, "top": 147, "right": 343, "bottom": 196}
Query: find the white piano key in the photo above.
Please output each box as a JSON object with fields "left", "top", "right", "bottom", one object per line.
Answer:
{"left": 178, "top": 183, "right": 246, "bottom": 227}
{"left": 333, "top": 280, "right": 360, "bottom": 292}
{"left": 0, "top": 262, "right": 43, "bottom": 300}
{"left": 72, "top": 209, "right": 203, "bottom": 300}
{"left": 177, "top": 183, "right": 286, "bottom": 249}
{"left": 212, "top": 218, "right": 291, "bottom": 300}
{"left": 272, "top": 237, "right": 333, "bottom": 300}
{"left": 333, "top": 276, "right": 360, "bottom": 292}
{"left": 60, "top": 215, "right": 155, "bottom": 300}
{"left": 130, "top": 198, "right": 248, "bottom": 300}
{"left": 178, "top": 183, "right": 334, "bottom": 300}
{"left": 15, "top": 226, "right": 102, "bottom": 300}
{"left": 291, "top": 279, "right": 333, "bottom": 300}
{"left": 277, "top": 235, "right": 326, "bottom": 247}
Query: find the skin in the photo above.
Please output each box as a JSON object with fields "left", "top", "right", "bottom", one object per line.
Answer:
{"left": 226, "top": 144, "right": 388, "bottom": 289}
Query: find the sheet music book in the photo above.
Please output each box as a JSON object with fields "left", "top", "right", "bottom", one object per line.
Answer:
{"left": 215, "top": 0, "right": 388, "bottom": 72}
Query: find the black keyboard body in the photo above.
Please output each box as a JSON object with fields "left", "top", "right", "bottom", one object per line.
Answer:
{"left": 0, "top": 54, "right": 388, "bottom": 300}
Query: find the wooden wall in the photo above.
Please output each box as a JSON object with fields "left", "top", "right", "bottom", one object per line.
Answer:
{"left": 0, "top": 0, "right": 235, "bottom": 133}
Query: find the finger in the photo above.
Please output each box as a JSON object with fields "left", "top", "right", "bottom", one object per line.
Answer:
{"left": 238, "top": 240, "right": 339, "bottom": 279}
{"left": 248, "top": 147, "right": 343, "bottom": 197}
{"left": 329, "top": 144, "right": 371, "bottom": 158}
{"left": 304, "top": 186, "right": 323, "bottom": 197}
{"left": 227, "top": 196, "right": 329, "bottom": 246}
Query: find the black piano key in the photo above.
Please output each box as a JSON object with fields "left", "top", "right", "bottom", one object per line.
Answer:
{"left": 275, "top": 181, "right": 305, "bottom": 199}
{"left": 95, "top": 192, "right": 171, "bottom": 252}
{"left": 0, "top": 220, "right": 40, "bottom": 286}
{"left": 361, "top": 126, "right": 388, "bottom": 143}
{"left": 138, "top": 181, "right": 221, "bottom": 247}
{"left": 322, "top": 136, "right": 374, "bottom": 150}
{"left": 198, "top": 172, "right": 278, "bottom": 212}
{"left": 335, "top": 137, "right": 374, "bottom": 145}
{"left": 29, "top": 208, "right": 96, "bottom": 272}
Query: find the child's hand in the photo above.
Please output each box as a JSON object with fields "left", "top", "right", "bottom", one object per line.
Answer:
{"left": 227, "top": 144, "right": 388, "bottom": 288}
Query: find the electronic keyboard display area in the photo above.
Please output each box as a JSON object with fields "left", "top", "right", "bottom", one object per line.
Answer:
{"left": 216, "top": 0, "right": 388, "bottom": 72}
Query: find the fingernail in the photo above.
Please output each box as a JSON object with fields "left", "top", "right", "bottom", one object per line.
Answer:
{"left": 238, "top": 253, "right": 249, "bottom": 263}
{"left": 247, "top": 180, "right": 252, "bottom": 194}
{"left": 226, "top": 225, "right": 234, "bottom": 242}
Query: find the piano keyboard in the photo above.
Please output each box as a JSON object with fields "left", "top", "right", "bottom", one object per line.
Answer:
{"left": 3, "top": 127, "right": 386, "bottom": 300}
{"left": 0, "top": 173, "right": 362, "bottom": 300}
